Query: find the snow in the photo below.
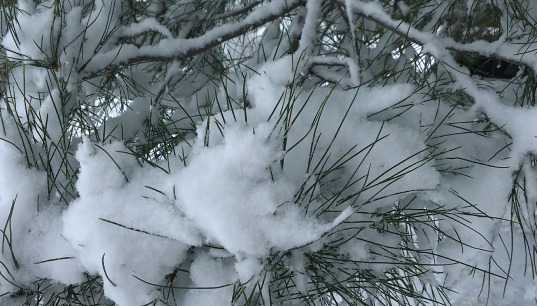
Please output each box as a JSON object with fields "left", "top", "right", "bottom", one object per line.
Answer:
{"left": 182, "top": 254, "right": 236, "bottom": 306}
{"left": 3, "top": 0, "right": 537, "bottom": 305}
{"left": 121, "top": 18, "right": 174, "bottom": 40}
{"left": 63, "top": 140, "right": 195, "bottom": 305}
{"left": 173, "top": 121, "right": 331, "bottom": 257}
{"left": 298, "top": 0, "right": 322, "bottom": 55}
{"left": 0, "top": 125, "right": 82, "bottom": 290}
{"left": 98, "top": 97, "right": 151, "bottom": 141}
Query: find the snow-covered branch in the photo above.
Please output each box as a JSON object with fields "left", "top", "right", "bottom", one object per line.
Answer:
{"left": 82, "top": 0, "right": 306, "bottom": 74}
{"left": 345, "top": 0, "right": 536, "bottom": 71}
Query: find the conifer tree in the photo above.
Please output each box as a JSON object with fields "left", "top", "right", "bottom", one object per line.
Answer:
{"left": 0, "top": 0, "right": 536, "bottom": 305}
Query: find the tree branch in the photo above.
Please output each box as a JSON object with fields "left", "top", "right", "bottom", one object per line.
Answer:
{"left": 82, "top": 0, "right": 306, "bottom": 77}
{"left": 343, "top": 0, "right": 534, "bottom": 71}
